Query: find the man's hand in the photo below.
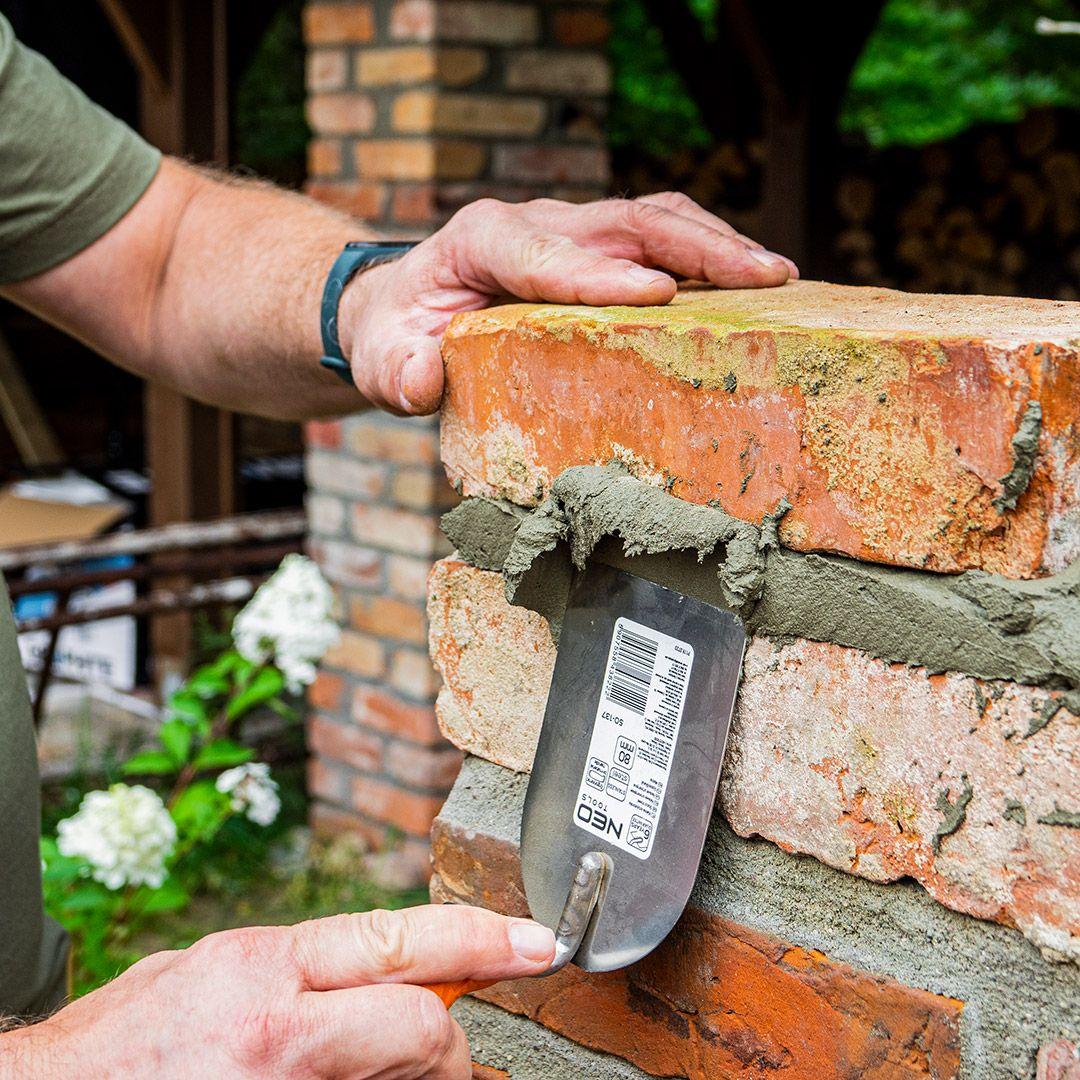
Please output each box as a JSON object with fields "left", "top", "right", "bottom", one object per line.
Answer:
{"left": 342, "top": 192, "right": 798, "bottom": 415}
{"left": 3, "top": 905, "right": 555, "bottom": 1079}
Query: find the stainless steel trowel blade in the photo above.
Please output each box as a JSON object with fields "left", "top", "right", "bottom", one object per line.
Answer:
{"left": 521, "top": 562, "right": 746, "bottom": 973}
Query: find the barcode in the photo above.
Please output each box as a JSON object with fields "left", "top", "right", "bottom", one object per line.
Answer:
{"left": 604, "top": 626, "right": 659, "bottom": 715}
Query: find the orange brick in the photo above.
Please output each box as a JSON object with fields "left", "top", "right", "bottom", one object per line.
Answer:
{"left": 306, "top": 180, "right": 386, "bottom": 219}
{"left": 306, "top": 47, "right": 348, "bottom": 91}
{"left": 304, "top": 3, "right": 375, "bottom": 44}
{"left": 306, "top": 450, "right": 386, "bottom": 499}
{"left": 347, "top": 417, "right": 439, "bottom": 464}
{"left": 553, "top": 8, "right": 611, "bottom": 45}
{"left": 387, "top": 645, "right": 441, "bottom": 699}
{"left": 504, "top": 51, "right": 610, "bottom": 95}
{"left": 431, "top": 816, "right": 963, "bottom": 1080}
{"left": 353, "top": 685, "right": 443, "bottom": 744}
{"left": 393, "top": 91, "right": 546, "bottom": 138}
{"left": 441, "top": 282, "right": 1080, "bottom": 576}
{"left": 307, "top": 537, "right": 384, "bottom": 589}
{"left": 322, "top": 629, "right": 387, "bottom": 678}
{"left": 350, "top": 774, "right": 445, "bottom": 835}
{"left": 384, "top": 740, "right": 461, "bottom": 790}
{"left": 349, "top": 593, "right": 427, "bottom": 643}
{"left": 307, "top": 92, "right": 377, "bottom": 135}
{"left": 391, "top": 183, "right": 437, "bottom": 225}
{"left": 389, "top": 0, "right": 435, "bottom": 41}
{"left": 352, "top": 502, "right": 446, "bottom": 558}
{"left": 304, "top": 419, "right": 343, "bottom": 449}
{"left": 356, "top": 46, "right": 437, "bottom": 85}
{"left": 309, "top": 670, "right": 345, "bottom": 711}
{"left": 308, "top": 713, "right": 383, "bottom": 772}
{"left": 307, "top": 137, "right": 343, "bottom": 178}
{"left": 357, "top": 140, "right": 487, "bottom": 182}
{"left": 390, "top": 464, "right": 443, "bottom": 509}
{"left": 387, "top": 553, "right": 434, "bottom": 600}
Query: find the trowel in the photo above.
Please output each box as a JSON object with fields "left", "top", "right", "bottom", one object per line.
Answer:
{"left": 428, "top": 562, "right": 746, "bottom": 1006}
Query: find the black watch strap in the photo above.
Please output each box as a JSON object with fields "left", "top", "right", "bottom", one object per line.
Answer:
{"left": 319, "top": 240, "right": 418, "bottom": 387}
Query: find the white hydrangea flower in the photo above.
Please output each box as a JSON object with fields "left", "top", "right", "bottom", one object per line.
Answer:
{"left": 57, "top": 784, "right": 177, "bottom": 891}
{"left": 232, "top": 554, "right": 339, "bottom": 692}
{"left": 216, "top": 762, "right": 281, "bottom": 827}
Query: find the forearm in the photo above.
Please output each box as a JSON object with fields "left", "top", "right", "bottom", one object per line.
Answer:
{"left": 4, "top": 158, "right": 379, "bottom": 420}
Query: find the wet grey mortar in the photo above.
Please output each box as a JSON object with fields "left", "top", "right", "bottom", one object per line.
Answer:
{"left": 445, "top": 757, "right": 1080, "bottom": 1080}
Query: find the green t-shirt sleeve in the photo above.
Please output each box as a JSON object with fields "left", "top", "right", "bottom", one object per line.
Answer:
{"left": 0, "top": 13, "right": 161, "bottom": 284}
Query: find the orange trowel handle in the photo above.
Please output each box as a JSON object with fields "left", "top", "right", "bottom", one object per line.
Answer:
{"left": 423, "top": 978, "right": 496, "bottom": 1009}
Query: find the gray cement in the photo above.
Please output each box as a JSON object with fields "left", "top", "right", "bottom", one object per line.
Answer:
{"left": 446, "top": 757, "right": 1080, "bottom": 1080}
{"left": 442, "top": 466, "right": 1080, "bottom": 713}
{"left": 452, "top": 998, "right": 653, "bottom": 1080}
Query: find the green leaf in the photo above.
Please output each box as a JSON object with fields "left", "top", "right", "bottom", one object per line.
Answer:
{"left": 193, "top": 739, "right": 255, "bottom": 770}
{"left": 226, "top": 666, "right": 285, "bottom": 721}
{"left": 166, "top": 690, "right": 209, "bottom": 727}
{"left": 171, "top": 781, "right": 231, "bottom": 844}
{"left": 121, "top": 751, "right": 178, "bottom": 776}
{"left": 138, "top": 877, "right": 190, "bottom": 914}
{"left": 159, "top": 719, "right": 193, "bottom": 766}
{"left": 186, "top": 665, "right": 231, "bottom": 700}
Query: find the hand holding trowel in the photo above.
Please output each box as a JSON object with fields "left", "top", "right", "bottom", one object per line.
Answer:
{"left": 426, "top": 563, "right": 746, "bottom": 1008}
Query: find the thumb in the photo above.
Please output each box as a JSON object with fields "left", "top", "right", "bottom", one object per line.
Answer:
{"left": 292, "top": 904, "right": 555, "bottom": 992}
{"left": 353, "top": 330, "right": 445, "bottom": 416}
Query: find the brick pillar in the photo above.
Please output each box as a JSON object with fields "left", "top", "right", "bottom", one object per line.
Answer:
{"left": 301, "top": 1, "right": 611, "bottom": 884}
{"left": 304, "top": 0, "right": 611, "bottom": 233}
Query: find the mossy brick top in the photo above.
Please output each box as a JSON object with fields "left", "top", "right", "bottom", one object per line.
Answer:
{"left": 439, "top": 280, "right": 1080, "bottom": 577}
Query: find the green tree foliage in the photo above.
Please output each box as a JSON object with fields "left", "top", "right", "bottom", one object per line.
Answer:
{"left": 609, "top": 0, "right": 1080, "bottom": 156}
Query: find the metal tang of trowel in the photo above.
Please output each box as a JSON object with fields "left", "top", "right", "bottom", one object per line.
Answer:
{"left": 427, "top": 561, "right": 746, "bottom": 1007}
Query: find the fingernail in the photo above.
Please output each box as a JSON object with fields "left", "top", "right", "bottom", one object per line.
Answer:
{"left": 398, "top": 355, "right": 422, "bottom": 413}
{"left": 626, "top": 265, "right": 670, "bottom": 286}
{"left": 508, "top": 920, "right": 556, "bottom": 963}
{"left": 749, "top": 250, "right": 787, "bottom": 269}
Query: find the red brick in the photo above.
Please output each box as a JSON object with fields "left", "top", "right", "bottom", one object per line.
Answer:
{"left": 391, "top": 183, "right": 437, "bottom": 225}
{"left": 352, "top": 502, "right": 446, "bottom": 558}
{"left": 431, "top": 816, "right": 963, "bottom": 1080}
{"left": 306, "top": 180, "right": 387, "bottom": 220}
{"left": 306, "top": 92, "right": 377, "bottom": 135}
{"left": 350, "top": 593, "right": 427, "bottom": 644}
{"left": 304, "top": 419, "right": 343, "bottom": 449}
{"left": 384, "top": 740, "right": 461, "bottom": 790}
{"left": 350, "top": 774, "right": 445, "bottom": 835}
{"left": 441, "top": 282, "right": 1080, "bottom": 576}
{"left": 353, "top": 686, "right": 443, "bottom": 745}
{"left": 347, "top": 418, "right": 439, "bottom": 464}
{"left": 306, "top": 47, "right": 348, "bottom": 91}
{"left": 309, "top": 670, "right": 345, "bottom": 711}
{"left": 389, "top": 0, "right": 435, "bottom": 42}
{"left": 553, "top": 8, "right": 611, "bottom": 45}
{"left": 491, "top": 144, "right": 609, "bottom": 184}
{"left": 306, "top": 757, "right": 351, "bottom": 804}
{"left": 322, "top": 629, "right": 387, "bottom": 678}
{"left": 503, "top": 51, "right": 610, "bottom": 95}
{"left": 303, "top": 3, "right": 375, "bottom": 44}
{"left": 388, "top": 646, "right": 441, "bottom": 700}
{"left": 307, "top": 138, "right": 343, "bottom": 178}
{"left": 306, "top": 450, "right": 386, "bottom": 500}
{"left": 306, "top": 537, "right": 384, "bottom": 589}
{"left": 308, "top": 713, "right": 383, "bottom": 773}
{"left": 356, "top": 45, "right": 437, "bottom": 85}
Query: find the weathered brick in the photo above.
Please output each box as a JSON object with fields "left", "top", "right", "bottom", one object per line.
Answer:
{"left": 309, "top": 799, "right": 367, "bottom": 838}
{"left": 386, "top": 553, "right": 435, "bottom": 600}
{"left": 306, "top": 92, "right": 377, "bottom": 135}
{"left": 304, "top": 419, "right": 343, "bottom": 449}
{"left": 356, "top": 45, "right": 437, "bottom": 85}
{"left": 306, "top": 47, "right": 348, "bottom": 91}
{"left": 353, "top": 685, "right": 444, "bottom": 745}
{"left": 304, "top": 2, "right": 375, "bottom": 43}
{"left": 1039, "top": 1040, "right": 1080, "bottom": 1079}
{"left": 306, "top": 450, "right": 386, "bottom": 500}
{"left": 438, "top": 47, "right": 487, "bottom": 87}
{"left": 384, "top": 740, "right": 462, "bottom": 790}
{"left": 438, "top": 2, "right": 539, "bottom": 44}
{"left": 322, "top": 628, "right": 387, "bottom": 679}
{"left": 352, "top": 502, "right": 447, "bottom": 557}
{"left": 355, "top": 139, "right": 485, "bottom": 181}
{"left": 504, "top": 50, "right": 611, "bottom": 95}
{"left": 307, "top": 756, "right": 351, "bottom": 805}
{"left": 389, "top": 464, "right": 453, "bottom": 510}
{"left": 305, "top": 180, "right": 387, "bottom": 220}
{"left": 308, "top": 713, "right": 383, "bottom": 773}
{"left": 389, "top": 0, "right": 435, "bottom": 42}
{"left": 553, "top": 8, "right": 611, "bottom": 45}
{"left": 390, "top": 183, "right": 437, "bottom": 225}
{"left": 491, "top": 144, "right": 609, "bottom": 184}
{"left": 346, "top": 415, "right": 439, "bottom": 464}
{"left": 309, "top": 670, "right": 345, "bottom": 711}
{"left": 441, "top": 282, "right": 1080, "bottom": 576}
{"left": 427, "top": 557, "right": 1080, "bottom": 963}
{"left": 435, "top": 140, "right": 488, "bottom": 181}
{"left": 306, "top": 492, "right": 346, "bottom": 537}
{"left": 307, "top": 137, "right": 343, "bottom": 178}
{"left": 350, "top": 593, "right": 427, "bottom": 644}
{"left": 351, "top": 774, "right": 445, "bottom": 835}
{"left": 306, "top": 537, "right": 384, "bottom": 589}
{"left": 393, "top": 91, "right": 546, "bottom": 138}
{"left": 388, "top": 645, "right": 441, "bottom": 699}
{"left": 431, "top": 803, "right": 963, "bottom": 1079}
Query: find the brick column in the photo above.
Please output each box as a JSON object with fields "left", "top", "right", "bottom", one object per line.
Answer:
{"left": 301, "top": 1, "right": 611, "bottom": 884}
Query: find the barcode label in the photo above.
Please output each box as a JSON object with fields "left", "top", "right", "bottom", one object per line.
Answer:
{"left": 604, "top": 626, "right": 658, "bottom": 715}
{"left": 573, "top": 616, "right": 694, "bottom": 860}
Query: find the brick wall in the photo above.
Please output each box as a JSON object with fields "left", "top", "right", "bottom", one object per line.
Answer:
{"left": 427, "top": 281, "right": 1080, "bottom": 1075}
{"left": 304, "top": 0, "right": 611, "bottom": 234}
{"left": 301, "top": 1, "right": 611, "bottom": 884}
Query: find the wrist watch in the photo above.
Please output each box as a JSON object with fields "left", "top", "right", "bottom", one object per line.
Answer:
{"left": 319, "top": 240, "right": 418, "bottom": 387}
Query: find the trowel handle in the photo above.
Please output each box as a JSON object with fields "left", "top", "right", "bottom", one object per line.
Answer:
{"left": 423, "top": 978, "right": 496, "bottom": 1009}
